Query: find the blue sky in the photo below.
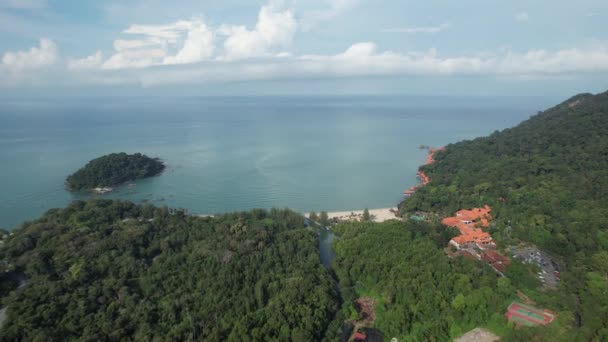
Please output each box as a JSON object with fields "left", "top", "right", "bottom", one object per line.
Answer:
{"left": 1, "top": 0, "right": 607, "bottom": 96}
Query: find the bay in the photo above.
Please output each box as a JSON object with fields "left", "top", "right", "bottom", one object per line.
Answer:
{"left": 0, "top": 95, "right": 556, "bottom": 229}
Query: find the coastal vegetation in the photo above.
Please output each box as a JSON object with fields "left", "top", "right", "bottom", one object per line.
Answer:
{"left": 400, "top": 91, "right": 608, "bottom": 340}
{"left": 309, "top": 211, "right": 319, "bottom": 222}
{"left": 1, "top": 91, "right": 606, "bottom": 341}
{"left": 329, "top": 220, "right": 511, "bottom": 340}
{"left": 327, "top": 219, "right": 572, "bottom": 341}
{"left": 362, "top": 208, "right": 370, "bottom": 222}
{"left": 0, "top": 200, "right": 338, "bottom": 341}
{"left": 66, "top": 153, "right": 165, "bottom": 191}
{"left": 319, "top": 211, "right": 330, "bottom": 227}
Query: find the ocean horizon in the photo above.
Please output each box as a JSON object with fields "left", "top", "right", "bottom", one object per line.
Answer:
{"left": 0, "top": 95, "right": 558, "bottom": 230}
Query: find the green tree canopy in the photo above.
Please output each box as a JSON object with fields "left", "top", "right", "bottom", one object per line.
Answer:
{"left": 362, "top": 208, "right": 370, "bottom": 221}
{"left": 399, "top": 90, "right": 608, "bottom": 340}
{"left": 309, "top": 211, "right": 319, "bottom": 222}
{"left": 0, "top": 200, "right": 338, "bottom": 341}
{"left": 66, "top": 152, "right": 165, "bottom": 190}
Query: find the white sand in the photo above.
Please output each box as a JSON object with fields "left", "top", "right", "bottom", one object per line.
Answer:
{"left": 306, "top": 208, "right": 400, "bottom": 223}
{"left": 194, "top": 208, "right": 400, "bottom": 223}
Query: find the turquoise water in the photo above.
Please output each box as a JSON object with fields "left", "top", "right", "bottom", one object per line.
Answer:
{"left": 0, "top": 95, "right": 556, "bottom": 230}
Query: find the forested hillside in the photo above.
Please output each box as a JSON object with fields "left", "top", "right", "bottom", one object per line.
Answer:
{"left": 330, "top": 220, "right": 510, "bottom": 340}
{"left": 2, "top": 91, "right": 606, "bottom": 341}
{"left": 400, "top": 91, "right": 608, "bottom": 340}
{"left": 0, "top": 201, "right": 338, "bottom": 341}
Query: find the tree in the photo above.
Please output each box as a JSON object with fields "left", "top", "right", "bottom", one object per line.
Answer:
{"left": 319, "top": 211, "right": 329, "bottom": 227}
{"left": 362, "top": 208, "right": 370, "bottom": 222}
{"left": 451, "top": 293, "right": 466, "bottom": 310}
{"left": 309, "top": 211, "right": 319, "bottom": 222}
{"left": 591, "top": 251, "right": 608, "bottom": 278}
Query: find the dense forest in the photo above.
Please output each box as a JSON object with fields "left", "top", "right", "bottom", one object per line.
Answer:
{"left": 332, "top": 220, "right": 498, "bottom": 340}
{"left": 328, "top": 220, "right": 571, "bottom": 341}
{"left": 66, "top": 153, "right": 165, "bottom": 190}
{"left": 400, "top": 91, "right": 608, "bottom": 340}
{"left": 0, "top": 200, "right": 338, "bottom": 341}
{"left": 2, "top": 91, "right": 607, "bottom": 341}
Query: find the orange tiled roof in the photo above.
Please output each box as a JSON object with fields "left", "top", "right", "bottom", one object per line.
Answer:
{"left": 443, "top": 206, "right": 493, "bottom": 245}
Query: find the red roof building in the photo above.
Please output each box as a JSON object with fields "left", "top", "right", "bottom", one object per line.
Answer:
{"left": 443, "top": 206, "right": 494, "bottom": 248}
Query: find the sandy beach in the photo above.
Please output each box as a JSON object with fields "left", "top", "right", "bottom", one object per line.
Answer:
{"left": 306, "top": 207, "right": 400, "bottom": 223}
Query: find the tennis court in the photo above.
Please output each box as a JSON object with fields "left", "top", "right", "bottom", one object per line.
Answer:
{"left": 506, "top": 302, "right": 555, "bottom": 326}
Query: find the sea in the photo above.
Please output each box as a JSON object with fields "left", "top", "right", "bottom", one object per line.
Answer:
{"left": 0, "top": 95, "right": 558, "bottom": 230}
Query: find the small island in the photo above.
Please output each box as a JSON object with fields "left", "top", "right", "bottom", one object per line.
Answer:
{"left": 66, "top": 152, "right": 165, "bottom": 191}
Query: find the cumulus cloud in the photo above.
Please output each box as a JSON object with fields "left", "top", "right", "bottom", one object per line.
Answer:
{"left": 218, "top": 1, "right": 296, "bottom": 60}
{"left": 164, "top": 22, "right": 214, "bottom": 65}
{"left": 99, "top": 0, "right": 294, "bottom": 67}
{"left": 102, "top": 20, "right": 214, "bottom": 69}
{"left": 383, "top": 23, "right": 449, "bottom": 34}
{"left": 1, "top": 38, "right": 58, "bottom": 70}
{"left": 2, "top": 0, "right": 608, "bottom": 88}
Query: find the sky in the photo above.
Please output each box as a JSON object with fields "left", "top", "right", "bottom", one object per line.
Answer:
{"left": 0, "top": 0, "right": 607, "bottom": 96}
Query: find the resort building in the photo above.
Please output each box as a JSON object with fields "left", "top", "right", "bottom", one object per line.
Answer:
{"left": 443, "top": 206, "right": 494, "bottom": 248}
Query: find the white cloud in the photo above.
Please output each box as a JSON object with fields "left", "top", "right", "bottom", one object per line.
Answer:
{"left": 164, "top": 22, "right": 214, "bottom": 65}
{"left": 102, "top": 19, "right": 214, "bottom": 69}
{"left": 515, "top": 12, "right": 529, "bottom": 22}
{"left": 113, "top": 42, "right": 608, "bottom": 87}
{"left": 1, "top": 38, "right": 58, "bottom": 70}
{"left": 68, "top": 51, "right": 103, "bottom": 70}
{"left": 113, "top": 38, "right": 165, "bottom": 52}
{"left": 3, "top": 41, "right": 608, "bottom": 88}
{"left": 124, "top": 21, "right": 193, "bottom": 42}
{"left": 2, "top": 0, "right": 608, "bottom": 88}
{"left": 95, "top": 0, "right": 297, "bottom": 67}
{"left": 496, "top": 45, "right": 608, "bottom": 75}
{"left": 383, "top": 23, "right": 449, "bottom": 34}
{"left": 297, "top": 43, "right": 491, "bottom": 77}
{"left": 219, "top": 1, "right": 297, "bottom": 60}
{"left": 103, "top": 47, "right": 166, "bottom": 70}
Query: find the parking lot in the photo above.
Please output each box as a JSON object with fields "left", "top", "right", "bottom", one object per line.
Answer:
{"left": 510, "top": 246, "right": 560, "bottom": 288}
